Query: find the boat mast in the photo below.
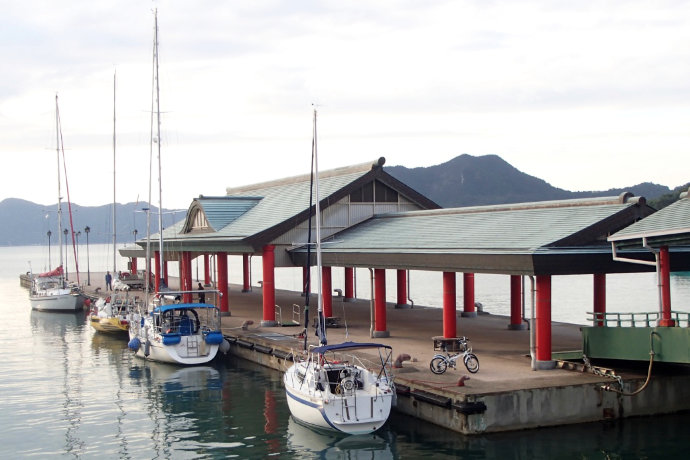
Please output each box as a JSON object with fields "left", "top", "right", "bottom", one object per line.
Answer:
{"left": 153, "top": 9, "right": 165, "bottom": 289}
{"left": 313, "top": 108, "right": 326, "bottom": 347}
{"left": 112, "top": 70, "right": 117, "bottom": 275}
{"left": 55, "top": 95, "right": 64, "bottom": 281}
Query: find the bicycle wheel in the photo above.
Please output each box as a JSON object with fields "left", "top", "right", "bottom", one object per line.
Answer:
{"left": 430, "top": 357, "right": 448, "bottom": 375}
{"left": 464, "top": 353, "right": 479, "bottom": 373}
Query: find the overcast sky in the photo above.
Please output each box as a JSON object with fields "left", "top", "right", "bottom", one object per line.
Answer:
{"left": 2, "top": 0, "right": 688, "bottom": 209}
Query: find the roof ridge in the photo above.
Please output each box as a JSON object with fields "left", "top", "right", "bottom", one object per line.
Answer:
{"left": 380, "top": 193, "right": 644, "bottom": 219}
{"left": 225, "top": 158, "right": 385, "bottom": 195}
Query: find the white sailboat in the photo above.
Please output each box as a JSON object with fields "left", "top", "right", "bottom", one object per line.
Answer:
{"left": 283, "top": 109, "right": 396, "bottom": 435}
{"left": 30, "top": 95, "right": 85, "bottom": 312}
{"left": 127, "top": 9, "right": 226, "bottom": 365}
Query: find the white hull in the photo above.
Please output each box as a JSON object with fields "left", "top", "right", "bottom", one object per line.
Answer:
{"left": 284, "top": 360, "right": 394, "bottom": 435}
{"left": 30, "top": 291, "right": 84, "bottom": 312}
{"left": 130, "top": 328, "right": 220, "bottom": 365}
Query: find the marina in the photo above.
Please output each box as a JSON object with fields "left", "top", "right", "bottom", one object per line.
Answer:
{"left": 6, "top": 267, "right": 690, "bottom": 457}
{"left": 7, "top": 244, "right": 690, "bottom": 457}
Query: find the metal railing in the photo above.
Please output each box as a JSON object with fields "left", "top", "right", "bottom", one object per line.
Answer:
{"left": 587, "top": 311, "right": 690, "bottom": 328}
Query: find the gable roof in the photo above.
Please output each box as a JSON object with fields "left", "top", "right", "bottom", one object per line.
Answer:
{"left": 145, "top": 157, "right": 439, "bottom": 254}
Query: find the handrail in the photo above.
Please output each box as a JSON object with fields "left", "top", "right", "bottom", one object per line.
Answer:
{"left": 586, "top": 310, "right": 690, "bottom": 327}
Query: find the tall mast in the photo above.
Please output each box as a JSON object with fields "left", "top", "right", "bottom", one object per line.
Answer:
{"left": 154, "top": 9, "right": 165, "bottom": 287}
{"left": 112, "top": 70, "right": 117, "bottom": 274}
{"left": 55, "top": 94, "right": 64, "bottom": 278}
{"left": 313, "top": 108, "right": 326, "bottom": 346}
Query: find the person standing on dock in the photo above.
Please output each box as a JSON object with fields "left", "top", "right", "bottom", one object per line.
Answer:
{"left": 198, "top": 283, "right": 205, "bottom": 303}
{"left": 105, "top": 271, "right": 112, "bottom": 291}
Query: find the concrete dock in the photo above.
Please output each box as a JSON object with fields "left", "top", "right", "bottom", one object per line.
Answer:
{"left": 78, "top": 272, "right": 690, "bottom": 435}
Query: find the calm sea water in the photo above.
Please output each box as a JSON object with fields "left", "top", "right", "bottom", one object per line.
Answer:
{"left": 3, "top": 245, "right": 690, "bottom": 458}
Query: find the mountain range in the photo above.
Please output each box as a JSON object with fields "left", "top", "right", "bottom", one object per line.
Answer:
{"left": 386, "top": 154, "right": 677, "bottom": 208}
{"left": 1, "top": 154, "right": 685, "bottom": 246}
{"left": 0, "top": 199, "right": 183, "bottom": 247}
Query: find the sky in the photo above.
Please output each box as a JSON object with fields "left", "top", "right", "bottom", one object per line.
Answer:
{"left": 2, "top": 0, "right": 689, "bottom": 209}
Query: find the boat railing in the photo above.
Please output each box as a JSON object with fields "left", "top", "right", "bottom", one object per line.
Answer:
{"left": 587, "top": 310, "right": 690, "bottom": 328}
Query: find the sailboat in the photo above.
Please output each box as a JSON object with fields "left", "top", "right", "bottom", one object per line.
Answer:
{"left": 283, "top": 109, "right": 396, "bottom": 435}
{"left": 127, "top": 9, "right": 226, "bottom": 364}
{"left": 29, "top": 95, "right": 85, "bottom": 312}
{"left": 89, "top": 71, "right": 142, "bottom": 334}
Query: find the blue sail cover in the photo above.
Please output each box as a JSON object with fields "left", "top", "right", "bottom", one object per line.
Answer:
{"left": 153, "top": 303, "right": 219, "bottom": 314}
{"left": 312, "top": 341, "right": 392, "bottom": 354}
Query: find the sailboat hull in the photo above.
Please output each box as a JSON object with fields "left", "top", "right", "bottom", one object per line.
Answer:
{"left": 130, "top": 332, "right": 220, "bottom": 365}
{"left": 90, "top": 315, "right": 129, "bottom": 334}
{"left": 30, "top": 291, "right": 84, "bottom": 312}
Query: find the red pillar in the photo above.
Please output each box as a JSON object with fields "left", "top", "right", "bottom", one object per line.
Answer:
{"left": 593, "top": 273, "right": 606, "bottom": 327}
{"left": 301, "top": 266, "right": 310, "bottom": 297}
{"left": 658, "top": 246, "right": 675, "bottom": 327}
{"left": 242, "top": 253, "right": 251, "bottom": 292}
{"left": 216, "top": 251, "right": 229, "bottom": 315}
{"left": 443, "top": 272, "right": 457, "bottom": 338}
{"left": 203, "top": 254, "right": 211, "bottom": 286}
{"left": 154, "top": 251, "right": 161, "bottom": 292}
{"left": 322, "top": 266, "right": 333, "bottom": 318}
{"left": 261, "top": 245, "right": 277, "bottom": 326}
{"left": 130, "top": 257, "right": 137, "bottom": 275}
{"left": 535, "top": 275, "right": 554, "bottom": 368}
{"left": 183, "top": 252, "right": 193, "bottom": 302}
{"left": 373, "top": 269, "right": 389, "bottom": 337}
{"left": 344, "top": 267, "right": 355, "bottom": 302}
{"left": 178, "top": 257, "right": 185, "bottom": 294}
{"left": 509, "top": 275, "right": 526, "bottom": 330}
{"left": 462, "top": 272, "right": 476, "bottom": 317}
{"left": 395, "top": 269, "right": 408, "bottom": 308}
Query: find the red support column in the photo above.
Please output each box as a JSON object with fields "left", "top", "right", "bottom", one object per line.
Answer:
{"left": 344, "top": 267, "right": 355, "bottom": 302}
{"left": 130, "top": 257, "right": 137, "bottom": 275}
{"left": 443, "top": 272, "right": 457, "bottom": 338}
{"left": 301, "top": 266, "right": 310, "bottom": 297}
{"left": 183, "top": 252, "right": 193, "bottom": 302}
{"left": 658, "top": 246, "right": 675, "bottom": 327}
{"left": 395, "top": 269, "right": 408, "bottom": 308}
{"left": 373, "top": 269, "right": 389, "bottom": 337}
{"left": 322, "top": 266, "right": 333, "bottom": 318}
{"left": 242, "top": 254, "right": 251, "bottom": 293}
{"left": 154, "top": 251, "right": 161, "bottom": 292}
{"left": 261, "top": 245, "right": 277, "bottom": 326}
{"left": 178, "top": 257, "right": 185, "bottom": 295}
{"left": 216, "top": 251, "right": 229, "bottom": 315}
{"left": 593, "top": 273, "right": 606, "bottom": 327}
{"left": 462, "top": 272, "right": 477, "bottom": 317}
{"left": 509, "top": 275, "right": 526, "bottom": 330}
{"left": 535, "top": 275, "right": 555, "bottom": 369}
{"left": 203, "top": 254, "right": 211, "bottom": 286}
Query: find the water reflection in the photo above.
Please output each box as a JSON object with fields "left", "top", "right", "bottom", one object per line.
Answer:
{"left": 286, "top": 416, "right": 395, "bottom": 459}
{"left": 29, "top": 310, "right": 88, "bottom": 457}
{"left": 30, "top": 309, "right": 86, "bottom": 335}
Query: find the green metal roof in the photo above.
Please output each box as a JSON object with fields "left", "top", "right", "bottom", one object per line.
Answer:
{"left": 290, "top": 194, "right": 665, "bottom": 275}
{"left": 609, "top": 189, "right": 690, "bottom": 246}
{"left": 195, "top": 196, "right": 261, "bottom": 231}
